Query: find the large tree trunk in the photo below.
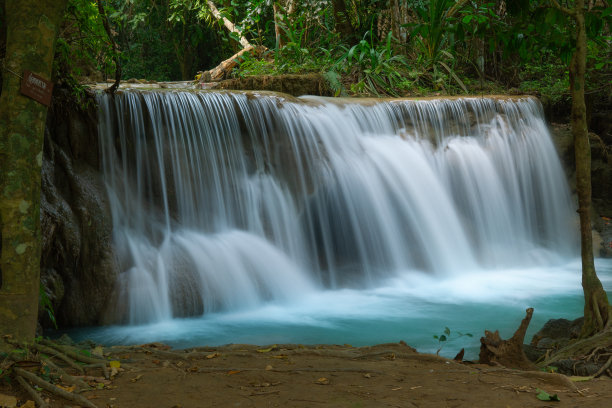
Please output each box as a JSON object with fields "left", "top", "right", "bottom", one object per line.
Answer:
{"left": 0, "top": 0, "right": 67, "bottom": 346}
{"left": 568, "top": 1, "right": 611, "bottom": 337}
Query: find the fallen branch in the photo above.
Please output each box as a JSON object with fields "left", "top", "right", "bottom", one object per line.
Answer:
{"left": 198, "top": 45, "right": 267, "bottom": 82}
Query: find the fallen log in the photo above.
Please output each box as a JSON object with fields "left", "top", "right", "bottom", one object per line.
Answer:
{"left": 479, "top": 307, "right": 537, "bottom": 370}
{"left": 197, "top": 45, "right": 267, "bottom": 82}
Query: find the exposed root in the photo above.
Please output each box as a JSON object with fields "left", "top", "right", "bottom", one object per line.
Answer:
{"left": 43, "top": 358, "right": 90, "bottom": 390}
{"left": 40, "top": 340, "right": 108, "bottom": 365}
{"left": 2, "top": 337, "right": 119, "bottom": 408}
{"left": 15, "top": 374, "right": 49, "bottom": 408}
{"left": 14, "top": 367, "right": 98, "bottom": 408}
{"left": 592, "top": 355, "right": 612, "bottom": 378}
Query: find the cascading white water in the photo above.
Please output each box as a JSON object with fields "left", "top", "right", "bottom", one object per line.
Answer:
{"left": 98, "top": 91, "right": 578, "bottom": 325}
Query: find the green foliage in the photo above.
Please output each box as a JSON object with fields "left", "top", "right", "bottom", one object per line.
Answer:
{"left": 433, "top": 327, "right": 473, "bottom": 355}
{"left": 39, "top": 283, "right": 58, "bottom": 330}
{"left": 335, "top": 31, "right": 410, "bottom": 96}
{"left": 55, "top": 0, "right": 116, "bottom": 81}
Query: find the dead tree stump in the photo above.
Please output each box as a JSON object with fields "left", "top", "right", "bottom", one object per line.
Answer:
{"left": 479, "top": 307, "right": 537, "bottom": 370}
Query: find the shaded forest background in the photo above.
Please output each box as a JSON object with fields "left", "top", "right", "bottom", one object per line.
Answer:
{"left": 1, "top": 1, "right": 609, "bottom": 107}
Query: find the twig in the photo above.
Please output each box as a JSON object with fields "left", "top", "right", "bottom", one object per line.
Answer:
{"left": 14, "top": 367, "right": 98, "bottom": 408}
{"left": 15, "top": 375, "right": 49, "bottom": 408}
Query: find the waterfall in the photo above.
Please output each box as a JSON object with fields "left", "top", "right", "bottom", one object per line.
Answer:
{"left": 98, "top": 91, "right": 577, "bottom": 324}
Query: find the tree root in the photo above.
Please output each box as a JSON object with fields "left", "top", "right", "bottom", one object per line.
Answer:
{"left": 43, "top": 358, "right": 91, "bottom": 390}
{"left": 14, "top": 367, "right": 98, "bottom": 408}
{"left": 592, "top": 355, "right": 612, "bottom": 378}
{"left": 15, "top": 374, "right": 49, "bottom": 408}
{"left": 2, "top": 337, "right": 117, "bottom": 407}
{"left": 39, "top": 340, "right": 108, "bottom": 365}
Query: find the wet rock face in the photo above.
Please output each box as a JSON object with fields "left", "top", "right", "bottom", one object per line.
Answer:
{"left": 549, "top": 122, "right": 612, "bottom": 257}
{"left": 40, "top": 91, "right": 118, "bottom": 328}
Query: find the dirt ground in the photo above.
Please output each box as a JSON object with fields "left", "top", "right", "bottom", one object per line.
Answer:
{"left": 2, "top": 341, "right": 611, "bottom": 408}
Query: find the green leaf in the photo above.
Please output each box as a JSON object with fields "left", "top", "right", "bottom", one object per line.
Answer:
{"left": 444, "top": 327, "right": 451, "bottom": 336}
{"left": 462, "top": 15, "right": 473, "bottom": 24}
{"left": 439, "top": 335, "right": 447, "bottom": 342}
{"left": 536, "top": 389, "right": 560, "bottom": 401}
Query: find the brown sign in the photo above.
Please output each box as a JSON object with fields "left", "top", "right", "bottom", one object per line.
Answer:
{"left": 20, "top": 70, "right": 53, "bottom": 106}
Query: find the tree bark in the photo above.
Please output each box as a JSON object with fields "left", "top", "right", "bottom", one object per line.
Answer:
{"left": 568, "top": 1, "right": 611, "bottom": 337}
{"left": 550, "top": 0, "right": 611, "bottom": 337}
{"left": 0, "top": 0, "right": 67, "bottom": 346}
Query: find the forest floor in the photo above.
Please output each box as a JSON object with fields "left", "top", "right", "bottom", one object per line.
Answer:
{"left": 2, "top": 341, "right": 611, "bottom": 408}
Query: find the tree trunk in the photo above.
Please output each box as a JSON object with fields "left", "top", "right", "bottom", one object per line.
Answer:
{"left": 569, "top": 1, "right": 611, "bottom": 337}
{"left": 331, "top": 0, "right": 353, "bottom": 39}
{"left": 0, "top": 0, "right": 67, "bottom": 346}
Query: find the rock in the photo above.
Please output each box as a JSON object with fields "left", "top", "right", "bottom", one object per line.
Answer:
{"left": 530, "top": 317, "right": 583, "bottom": 349}
{"left": 39, "top": 87, "right": 119, "bottom": 328}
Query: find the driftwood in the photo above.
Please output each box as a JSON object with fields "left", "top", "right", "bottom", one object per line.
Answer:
{"left": 198, "top": 45, "right": 267, "bottom": 82}
{"left": 479, "top": 307, "right": 536, "bottom": 370}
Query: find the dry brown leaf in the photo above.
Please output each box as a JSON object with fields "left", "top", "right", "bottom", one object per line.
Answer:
{"left": 227, "top": 370, "right": 241, "bottom": 375}
{"left": 206, "top": 353, "right": 220, "bottom": 359}
{"left": 315, "top": 377, "right": 330, "bottom": 385}
{"left": 0, "top": 394, "right": 17, "bottom": 408}
{"left": 130, "top": 374, "right": 143, "bottom": 383}
{"left": 56, "top": 384, "right": 76, "bottom": 393}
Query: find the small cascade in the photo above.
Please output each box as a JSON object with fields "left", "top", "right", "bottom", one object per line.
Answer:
{"left": 98, "top": 91, "right": 577, "bottom": 324}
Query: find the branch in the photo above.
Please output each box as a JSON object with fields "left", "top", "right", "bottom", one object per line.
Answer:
{"left": 97, "top": 0, "right": 121, "bottom": 94}
{"left": 549, "top": 0, "right": 577, "bottom": 17}
{"left": 206, "top": 0, "right": 252, "bottom": 49}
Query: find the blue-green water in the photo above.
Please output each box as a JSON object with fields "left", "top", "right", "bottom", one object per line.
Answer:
{"left": 65, "top": 258, "right": 612, "bottom": 359}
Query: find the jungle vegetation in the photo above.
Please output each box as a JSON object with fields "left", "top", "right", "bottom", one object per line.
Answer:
{"left": 0, "top": 0, "right": 611, "bottom": 357}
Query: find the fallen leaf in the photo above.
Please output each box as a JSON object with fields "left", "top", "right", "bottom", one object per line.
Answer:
{"left": 130, "top": 374, "right": 143, "bottom": 383}
{"left": 18, "top": 401, "right": 35, "bottom": 408}
{"left": 206, "top": 353, "right": 220, "bottom": 359}
{"left": 188, "top": 366, "right": 199, "bottom": 373}
{"left": 0, "top": 394, "right": 17, "bottom": 408}
{"left": 271, "top": 354, "right": 288, "bottom": 359}
{"left": 363, "top": 373, "right": 371, "bottom": 378}
{"left": 92, "top": 346, "right": 104, "bottom": 357}
{"left": 265, "top": 365, "right": 273, "bottom": 371}
{"left": 569, "top": 376, "right": 592, "bottom": 382}
{"left": 56, "top": 384, "right": 76, "bottom": 393}
{"left": 227, "top": 370, "right": 241, "bottom": 375}
{"left": 256, "top": 345, "right": 277, "bottom": 353}
{"left": 315, "top": 377, "right": 330, "bottom": 385}
{"left": 536, "top": 389, "right": 560, "bottom": 401}
{"left": 109, "top": 361, "right": 121, "bottom": 369}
